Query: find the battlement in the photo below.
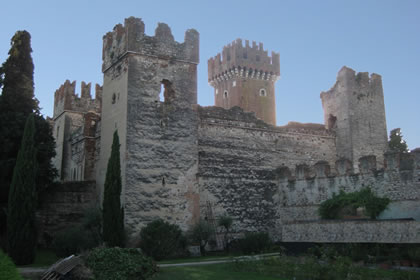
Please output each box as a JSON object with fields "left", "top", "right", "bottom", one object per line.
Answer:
{"left": 53, "top": 80, "right": 102, "bottom": 118}
{"left": 276, "top": 150, "right": 420, "bottom": 181}
{"left": 208, "top": 39, "right": 280, "bottom": 85}
{"left": 102, "top": 17, "right": 199, "bottom": 72}
{"left": 321, "top": 66, "right": 383, "bottom": 102}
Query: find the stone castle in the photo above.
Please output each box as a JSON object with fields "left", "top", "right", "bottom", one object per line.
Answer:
{"left": 46, "top": 17, "right": 419, "bottom": 244}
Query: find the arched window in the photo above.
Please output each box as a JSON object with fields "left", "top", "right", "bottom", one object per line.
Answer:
{"left": 224, "top": 90, "right": 228, "bottom": 99}
{"left": 259, "top": 88, "right": 267, "bottom": 97}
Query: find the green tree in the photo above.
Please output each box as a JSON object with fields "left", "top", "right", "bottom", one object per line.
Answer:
{"left": 388, "top": 128, "right": 409, "bottom": 153}
{"left": 102, "top": 130, "right": 124, "bottom": 247}
{"left": 189, "top": 219, "right": 214, "bottom": 255}
{"left": 7, "top": 114, "right": 38, "bottom": 265}
{"left": 0, "top": 31, "right": 57, "bottom": 241}
{"left": 139, "top": 219, "right": 184, "bottom": 260}
{"left": 218, "top": 215, "right": 233, "bottom": 252}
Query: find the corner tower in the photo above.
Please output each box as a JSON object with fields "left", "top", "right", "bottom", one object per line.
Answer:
{"left": 208, "top": 39, "right": 280, "bottom": 125}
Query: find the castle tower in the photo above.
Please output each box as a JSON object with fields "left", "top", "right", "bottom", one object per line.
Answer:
{"left": 208, "top": 39, "right": 280, "bottom": 125}
{"left": 52, "top": 80, "right": 102, "bottom": 181}
{"left": 98, "top": 17, "right": 200, "bottom": 237}
{"left": 321, "top": 66, "right": 388, "bottom": 169}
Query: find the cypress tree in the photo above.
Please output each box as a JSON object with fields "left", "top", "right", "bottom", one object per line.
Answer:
{"left": 7, "top": 114, "right": 38, "bottom": 265}
{"left": 0, "top": 31, "right": 57, "bottom": 241}
{"left": 102, "top": 130, "right": 124, "bottom": 247}
{"left": 389, "top": 128, "right": 409, "bottom": 153}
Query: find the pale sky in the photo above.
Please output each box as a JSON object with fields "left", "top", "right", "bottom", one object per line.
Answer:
{"left": 1, "top": 0, "right": 419, "bottom": 149}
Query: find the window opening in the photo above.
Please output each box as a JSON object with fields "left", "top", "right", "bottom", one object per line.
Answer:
{"left": 224, "top": 90, "right": 228, "bottom": 99}
{"left": 259, "top": 89, "right": 267, "bottom": 97}
{"left": 112, "top": 93, "right": 116, "bottom": 104}
{"left": 159, "top": 83, "right": 164, "bottom": 102}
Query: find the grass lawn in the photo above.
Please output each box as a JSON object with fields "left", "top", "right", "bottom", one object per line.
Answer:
{"left": 154, "top": 263, "right": 282, "bottom": 280}
{"left": 154, "top": 257, "right": 420, "bottom": 280}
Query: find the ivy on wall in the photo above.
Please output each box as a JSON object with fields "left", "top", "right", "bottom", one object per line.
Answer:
{"left": 318, "top": 187, "right": 390, "bottom": 220}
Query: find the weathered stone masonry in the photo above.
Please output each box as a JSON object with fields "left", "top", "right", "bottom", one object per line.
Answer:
{"left": 47, "top": 17, "right": 419, "bottom": 244}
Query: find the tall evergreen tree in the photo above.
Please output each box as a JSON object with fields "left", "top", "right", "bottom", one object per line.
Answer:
{"left": 102, "top": 130, "right": 125, "bottom": 247}
{"left": 0, "top": 31, "right": 57, "bottom": 240}
{"left": 7, "top": 114, "right": 38, "bottom": 265}
{"left": 389, "top": 128, "right": 409, "bottom": 153}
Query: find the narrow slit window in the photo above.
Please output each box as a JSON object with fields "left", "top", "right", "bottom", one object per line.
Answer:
{"left": 159, "top": 83, "right": 164, "bottom": 102}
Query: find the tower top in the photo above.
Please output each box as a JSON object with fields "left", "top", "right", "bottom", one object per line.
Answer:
{"left": 208, "top": 39, "right": 280, "bottom": 85}
{"left": 102, "top": 17, "right": 199, "bottom": 72}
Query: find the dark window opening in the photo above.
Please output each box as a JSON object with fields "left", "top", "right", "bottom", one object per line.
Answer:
{"left": 112, "top": 93, "right": 116, "bottom": 104}
{"left": 328, "top": 114, "right": 337, "bottom": 130}
{"left": 162, "top": 177, "right": 166, "bottom": 186}
{"left": 224, "top": 90, "right": 228, "bottom": 99}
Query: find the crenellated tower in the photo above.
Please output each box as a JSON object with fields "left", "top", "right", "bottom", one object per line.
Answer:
{"left": 208, "top": 39, "right": 280, "bottom": 125}
{"left": 98, "top": 17, "right": 200, "bottom": 237}
{"left": 321, "top": 66, "right": 388, "bottom": 170}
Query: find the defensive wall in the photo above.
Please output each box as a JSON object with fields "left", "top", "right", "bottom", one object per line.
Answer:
{"left": 47, "top": 17, "right": 419, "bottom": 244}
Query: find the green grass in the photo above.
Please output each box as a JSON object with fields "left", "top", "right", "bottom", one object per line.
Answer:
{"left": 155, "top": 257, "right": 420, "bottom": 280}
{"left": 20, "top": 248, "right": 59, "bottom": 268}
{"left": 154, "top": 263, "right": 283, "bottom": 280}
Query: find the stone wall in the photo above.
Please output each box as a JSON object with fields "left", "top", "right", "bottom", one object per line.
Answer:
{"left": 282, "top": 219, "right": 420, "bottom": 243}
{"left": 197, "top": 105, "right": 337, "bottom": 234}
{"left": 276, "top": 150, "right": 420, "bottom": 242}
{"left": 36, "top": 181, "right": 97, "bottom": 245}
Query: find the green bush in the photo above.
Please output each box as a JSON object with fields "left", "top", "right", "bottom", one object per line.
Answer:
{"left": 238, "top": 232, "right": 272, "bottom": 254}
{"left": 139, "top": 219, "right": 185, "bottom": 261}
{"left": 318, "top": 187, "right": 390, "bottom": 219}
{"left": 52, "top": 208, "right": 102, "bottom": 257}
{"left": 0, "top": 249, "right": 23, "bottom": 280}
{"left": 85, "top": 247, "right": 157, "bottom": 280}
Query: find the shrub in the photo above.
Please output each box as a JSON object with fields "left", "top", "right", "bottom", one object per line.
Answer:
{"left": 318, "top": 187, "right": 390, "bottom": 219}
{"left": 85, "top": 247, "right": 157, "bottom": 280}
{"left": 139, "top": 219, "right": 185, "bottom": 261}
{"left": 0, "top": 249, "right": 23, "bottom": 280}
{"left": 52, "top": 207, "right": 103, "bottom": 257}
{"left": 238, "top": 232, "right": 272, "bottom": 254}
{"left": 188, "top": 219, "right": 214, "bottom": 255}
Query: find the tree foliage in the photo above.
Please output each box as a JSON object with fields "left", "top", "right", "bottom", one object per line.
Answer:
{"left": 318, "top": 187, "right": 390, "bottom": 220}
{"left": 7, "top": 114, "right": 38, "bottom": 265}
{"left": 139, "top": 219, "right": 185, "bottom": 260}
{"left": 218, "top": 215, "right": 233, "bottom": 252}
{"left": 388, "top": 128, "right": 409, "bottom": 153}
{"left": 0, "top": 30, "right": 56, "bottom": 240}
{"left": 189, "top": 219, "right": 214, "bottom": 255}
{"left": 102, "top": 130, "right": 124, "bottom": 247}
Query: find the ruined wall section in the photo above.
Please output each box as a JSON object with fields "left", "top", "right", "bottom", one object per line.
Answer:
{"left": 321, "top": 67, "right": 388, "bottom": 170}
{"left": 36, "top": 181, "right": 97, "bottom": 246}
{"left": 100, "top": 17, "right": 200, "bottom": 238}
{"left": 275, "top": 150, "right": 420, "bottom": 234}
{"left": 197, "top": 106, "right": 336, "bottom": 234}
{"left": 208, "top": 39, "right": 280, "bottom": 125}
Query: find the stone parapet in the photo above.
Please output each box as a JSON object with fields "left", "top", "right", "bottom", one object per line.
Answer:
{"left": 282, "top": 219, "right": 420, "bottom": 243}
